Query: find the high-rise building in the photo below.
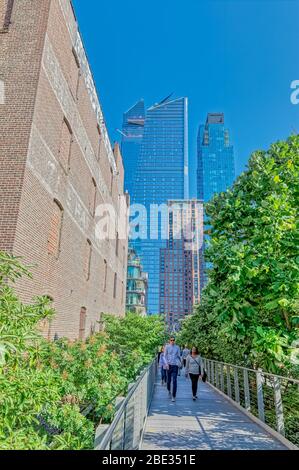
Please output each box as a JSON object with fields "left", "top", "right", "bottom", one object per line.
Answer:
{"left": 121, "top": 100, "right": 145, "bottom": 197}
{"left": 128, "top": 96, "right": 189, "bottom": 315}
{"left": 160, "top": 200, "right": 203, "bottom": 332}
{"left": 0, "top": 0, "right": 128, "bottom": 339}
{"left": 197, "top": 113, "right": 235, "bottom": 285}
{"left": 126, "top": 247, "right": 148, "bottom": 316}
{"left": 197, "top": 113, "right": 235, "bottom": 203}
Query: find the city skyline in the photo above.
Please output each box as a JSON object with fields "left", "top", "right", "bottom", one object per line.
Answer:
{"left": 73, "top": 0, "right": 299, "bottom": 198}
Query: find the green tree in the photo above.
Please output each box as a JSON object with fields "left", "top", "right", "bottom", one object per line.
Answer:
{"left": 179, "top": 135, "right": 299, "bottom": 374}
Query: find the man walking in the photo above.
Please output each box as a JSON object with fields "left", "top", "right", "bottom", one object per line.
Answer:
{"left": 164, "top": 336, "right": 181, "bottom": 402}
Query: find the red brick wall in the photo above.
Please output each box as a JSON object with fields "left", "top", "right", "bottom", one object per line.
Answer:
{"left": 0, "top": 0, "right": 128, "bottom": 339}
{"left": 0, "top": 0, "right": 51, "bottom": 252}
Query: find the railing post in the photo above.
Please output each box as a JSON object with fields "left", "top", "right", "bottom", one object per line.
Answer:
{"left": 220, "top": 363, "right": 224, "bottom": 392}
{"left": 273, "top": 376, "right": 285, "bottom": 436}
{"left": 243, "top": 369, "right": 251, "bottom": 411}
{"left": 215, "top": 363, "right": 219, "bottom": 389}
{"left": 211, "top": 361, "right": 215, "bottom": 385}
{"left": 227, "top": 365, "right": 232, "bottom": 398}
{"left": 256, "top": 370, "right": 265, "bottom": 422}
{"left": 207, "top": 360, "right": 211, "bottom": 382}
{"left": 234, "top": 367, "right": 240, "bottom": 404}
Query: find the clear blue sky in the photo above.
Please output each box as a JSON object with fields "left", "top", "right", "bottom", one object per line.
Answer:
{"left": 73, "top": 0, "right": 299, "bottom": 197}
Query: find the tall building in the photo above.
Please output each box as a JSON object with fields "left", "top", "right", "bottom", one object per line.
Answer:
{"left": 160, "top": 200, "right": 203, "bottom": 332}
{"left": 121, "top": 100, "right": 145, "bottom": 197}
{"left": 126, "top": 247, "right": 148, "bottom": 316}
{"left": 128, "top": 96, "right": 189, "bottom": 315}
{"left": 197, "top": 113, "right": 235, "bottom": 285}
{"left": 0, "top": 0, "right": 128, "bottom": 339}
{"left": 197, "top": 113, "right": 235, "bottom": 203}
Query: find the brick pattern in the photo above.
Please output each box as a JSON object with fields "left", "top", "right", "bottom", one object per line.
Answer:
{"left": 0, "top": 0, "right": 128, "bottom": 339}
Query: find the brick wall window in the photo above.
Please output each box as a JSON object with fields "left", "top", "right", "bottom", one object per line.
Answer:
{"left": 70, "top": 47, "right": 80, "bottom": 99}
{"left": 0, "top": 0, "right": 14, "bottom": 32}
{"left": 113, "top": 273, "right": 117, "bottom": 299}
{"left": 59, "top": 118, "right": 72, "bottom": 172}
{"left": 48, "top": 200, "right": 63, "bottom": 258}
{"left": 103, "top": 259, "right": 107, "bottom": 292}
{"left": 79, "top": 307, "right": 87, "bottom": 340}
{"left": 84, "top": 239, "right": 92, "bottom": 281}
{"left": 89, "top": 178, "right": 97, "bottom": 217}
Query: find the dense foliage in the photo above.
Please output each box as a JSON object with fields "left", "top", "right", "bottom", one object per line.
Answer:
{"left": 0, "top": 252, "right": 165, "bottom": 450}
{"left": 178, "top": 135, "right": 299, "bottom": 375}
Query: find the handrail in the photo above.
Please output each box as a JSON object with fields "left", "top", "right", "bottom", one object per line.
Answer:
{"left": 202, "top": 357, "right": 299, "bottom": 449}
{"left": 95, "top": 358, "right": 157, "bottom": 450}
{"left": 203, "top": 358, "right": 299, "bottom": 384}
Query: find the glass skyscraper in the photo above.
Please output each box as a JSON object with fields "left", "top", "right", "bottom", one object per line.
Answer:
{"left": 121, "top": 100, "right": 145, "bottom": 197}
{"left": 197, "top": 113, "right": 235, "bottom": 203}
{"left": 197, "top": 113, "right": 235, "bottom": 285}
{"left": 122, "top": 96, "right": 189, "bottom": 315}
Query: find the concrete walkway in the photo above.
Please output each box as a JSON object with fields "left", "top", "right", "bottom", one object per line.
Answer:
{"left": 141, "top": 372, "right": 287, "bottom": 450}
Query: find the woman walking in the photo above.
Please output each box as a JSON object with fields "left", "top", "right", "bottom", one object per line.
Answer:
{"left": 159, "top": 346, "right": 168, "bottom": 385}
{"left": 185, "top": 347, "right": 202, "bottom": 401}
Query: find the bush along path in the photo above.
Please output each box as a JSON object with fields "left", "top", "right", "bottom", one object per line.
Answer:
{"left": 0, "top": 252, "right": 166, "bottom": 450}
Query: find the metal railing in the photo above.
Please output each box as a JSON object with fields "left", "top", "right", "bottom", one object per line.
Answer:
{"left": 203, "top": 358, "right": 299, "bottom": 448}
{"left": 94, "top": 358, "right": 157, "bottom": 450}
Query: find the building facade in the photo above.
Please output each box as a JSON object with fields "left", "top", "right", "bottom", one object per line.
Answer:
{"left": 126, "top": 96, "right": 189, "bottom": 315}
{"left": 0, "top": 0, "right": 128, "bottom": 339}
{"left": 126, "top": 247, "right": 148, "bottom": 316}
{"left": 160, "top": 200, "right": 203, "bottom": 332}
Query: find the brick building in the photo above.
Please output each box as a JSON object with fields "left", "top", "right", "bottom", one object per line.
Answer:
{"left": 0, "top": 0, "right": 128, "bottom": 339}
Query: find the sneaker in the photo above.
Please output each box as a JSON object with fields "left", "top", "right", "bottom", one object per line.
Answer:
{"left": 192, "top": 396, "right": 196, "bottom": 401}
{"left": 171, "top": 397, "right": 176, "bottom": 402}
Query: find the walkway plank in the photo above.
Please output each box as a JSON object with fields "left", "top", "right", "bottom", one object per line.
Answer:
{"left": 141, "top": 373, "right": 286, "bottom": 450}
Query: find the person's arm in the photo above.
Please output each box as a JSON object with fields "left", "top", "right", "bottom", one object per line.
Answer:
{"left": 164, "top": 345, "right": 169, "bottom": 364}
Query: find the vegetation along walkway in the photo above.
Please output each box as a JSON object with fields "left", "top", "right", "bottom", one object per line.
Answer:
{"left": 141, "top": 373, "right": 287, "bottom": 450}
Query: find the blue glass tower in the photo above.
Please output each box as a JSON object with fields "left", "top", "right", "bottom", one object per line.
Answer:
{"left": 129, "top": 97, "right": 189, "bottom": 315}
{"left": 197, "top": 113, "right": 235, "bottom": 286}
{"left": 121, "top": 100, "right": 145, "bottom": 196}
{"left": 197, "top": 113, "right": 235, "bottom": 203}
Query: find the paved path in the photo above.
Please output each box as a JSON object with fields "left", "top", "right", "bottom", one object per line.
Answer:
{"left": 141, "top": 372, "right": 287, "bottom": 450}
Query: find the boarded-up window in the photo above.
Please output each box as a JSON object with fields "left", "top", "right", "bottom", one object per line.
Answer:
{"left": 79, "top": 307, "right": 87, "bottom": 340}
{"left": 116, "top": 232, "right": 119, "bottom": 257}
{"left": 70, "top": 47, "right": 80, "bottom": 99}
{"left": 89, "top": 178, "right": 97, "bottom": 216}
{"left": 103, "top": 259, "right": 107, "bottom": 292}
{"left": 59, "top": 118, "right": 72, "bottom": 171}
{"left": 113, "top": 273, "right": 117, "bottom": 299}
{"left": 48, "top": 200, "right": 63, "bottom": 258}
{"left": 84, "top": 239, "right": 92, "bottom": 281}
{"left": 0, "top": 0, "right": 14, "bottom": 31}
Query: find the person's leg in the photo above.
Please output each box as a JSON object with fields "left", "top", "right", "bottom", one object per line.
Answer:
{"left": 183, "top": 358, "right": 186, "bottom": 368}
{"left": 167, "top": 366, "right": 172, "bottom": 394}
{"left": 162, "top": 368, "right": 167, "bottom": 384}
{"left": 172, "top": 366, "right": 178, "bottom": 398}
